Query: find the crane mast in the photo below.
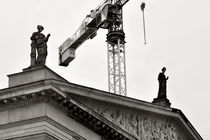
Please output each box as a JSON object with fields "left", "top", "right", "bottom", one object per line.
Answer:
{"left": 59, "top": 0, "right": 129, "bottom": 96}
{"left": 106, "top": 5, "right": 126, "bottom": 96}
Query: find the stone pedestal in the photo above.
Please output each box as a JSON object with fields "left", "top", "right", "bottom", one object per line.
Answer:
{"left": 7, "top": 65, "right": 68, "bottom": 87}
{"left": 152, "top": 98, "right": 171, "bottom": 108}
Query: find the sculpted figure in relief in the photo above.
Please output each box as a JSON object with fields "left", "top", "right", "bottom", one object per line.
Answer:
{"left": 93, "top": 107, "right": 182, "bottom": 140}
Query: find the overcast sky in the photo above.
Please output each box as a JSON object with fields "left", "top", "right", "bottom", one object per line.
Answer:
{"left": 0, "top": 0, "right": 209, "bottom": 139}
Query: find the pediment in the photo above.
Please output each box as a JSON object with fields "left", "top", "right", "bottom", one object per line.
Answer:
{"left": 61, "top": 85, "right": 202, "bottom": 140}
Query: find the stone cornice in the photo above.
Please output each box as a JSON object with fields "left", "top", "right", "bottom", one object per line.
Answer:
{"left": 0, "top": 85, "right": 136, "bottom": 140}
{"left": 52, "top": 81, "right": 174, "bottom": 113}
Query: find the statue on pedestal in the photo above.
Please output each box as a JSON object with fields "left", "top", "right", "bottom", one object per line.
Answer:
{"left": 30, "top": 25, "right": 50, "bottom": 66}
{"left": 157, "top": 67, "right": 169, "bottom": 99}
{"left": 152, "top": 67, "right": 171, "bottom": 107}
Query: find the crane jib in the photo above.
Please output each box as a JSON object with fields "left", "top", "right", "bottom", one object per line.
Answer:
{"left": 59, "top": 0, "right": 129, "bottom": 66}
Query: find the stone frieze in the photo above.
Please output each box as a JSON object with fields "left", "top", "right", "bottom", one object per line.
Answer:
{"left": 93, "top": 106, "right": 183, "bottom": 140}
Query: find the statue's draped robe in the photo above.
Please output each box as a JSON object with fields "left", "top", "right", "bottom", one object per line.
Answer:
{"left": 30, "top": 32, "right": 48, "bottom": 65}
{"left": 158, "top": 72, "right": 167, "bottom": 99}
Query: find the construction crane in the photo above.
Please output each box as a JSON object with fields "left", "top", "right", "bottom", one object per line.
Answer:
{"left": 59, "top": 0, "right": 129, "bottom": 96}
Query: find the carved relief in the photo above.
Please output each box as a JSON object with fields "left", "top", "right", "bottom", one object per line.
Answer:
{"left": 93, "top": 106, "right": 183, "bottom": 140}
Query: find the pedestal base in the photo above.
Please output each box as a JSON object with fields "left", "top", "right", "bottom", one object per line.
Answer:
{"left": 152, "top": 98, "right": 171, "bottom": 108}
{"left": 8, "top": 65, "right": 68, "bottom": 87}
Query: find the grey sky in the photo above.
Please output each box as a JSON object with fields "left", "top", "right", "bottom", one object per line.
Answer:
{"left": 0, "top": 0, "right": 209, "bottom": 139}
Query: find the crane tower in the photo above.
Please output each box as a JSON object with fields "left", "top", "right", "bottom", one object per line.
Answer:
{"left": 59, "top": 0, "right": 129, "bottom": 96}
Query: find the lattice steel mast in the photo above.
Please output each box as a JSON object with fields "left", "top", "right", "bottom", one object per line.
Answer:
{"left": 106, "top": 4, "right": 127, "bottom": 95}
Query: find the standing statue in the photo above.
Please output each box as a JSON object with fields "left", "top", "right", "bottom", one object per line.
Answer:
{"left": 157, "top": 67, "right": 169, "bottom": 99}
{"left": 30, "top": 25, "right": 50, "bottom": 66}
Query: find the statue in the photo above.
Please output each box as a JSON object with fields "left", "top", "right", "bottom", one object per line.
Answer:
{"left": 30, "top": 25, "right": 50, "bottom": 66}
{"left": 157, "top": 67, "right": 169, "bottom": 99}
{"left": 152, "top": 67, "right": 171, "bottom": 107}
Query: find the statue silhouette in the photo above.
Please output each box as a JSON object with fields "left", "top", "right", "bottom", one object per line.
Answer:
{"left": 157, "top": 67, "right": 169, "bottom": 99}
{"left": 30, "top": 25, "right": 50, "bottom": 66}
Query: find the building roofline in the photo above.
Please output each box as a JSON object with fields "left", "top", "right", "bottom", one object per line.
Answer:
{"left": 0, "top": 66, "right": 203, "bottom": 140}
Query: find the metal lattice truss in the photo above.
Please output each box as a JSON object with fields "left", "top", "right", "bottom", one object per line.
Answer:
{"left": 107, "top": 39, "right": 127, "bottom": 96}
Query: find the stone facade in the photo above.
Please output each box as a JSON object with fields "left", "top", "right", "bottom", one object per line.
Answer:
{"left": 0, "top": 66, "right": 203, "bottom": 140}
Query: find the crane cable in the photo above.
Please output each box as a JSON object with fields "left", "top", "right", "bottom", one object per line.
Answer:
{"left": 141, "top": 2, "right": 147, "bottom": 45}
